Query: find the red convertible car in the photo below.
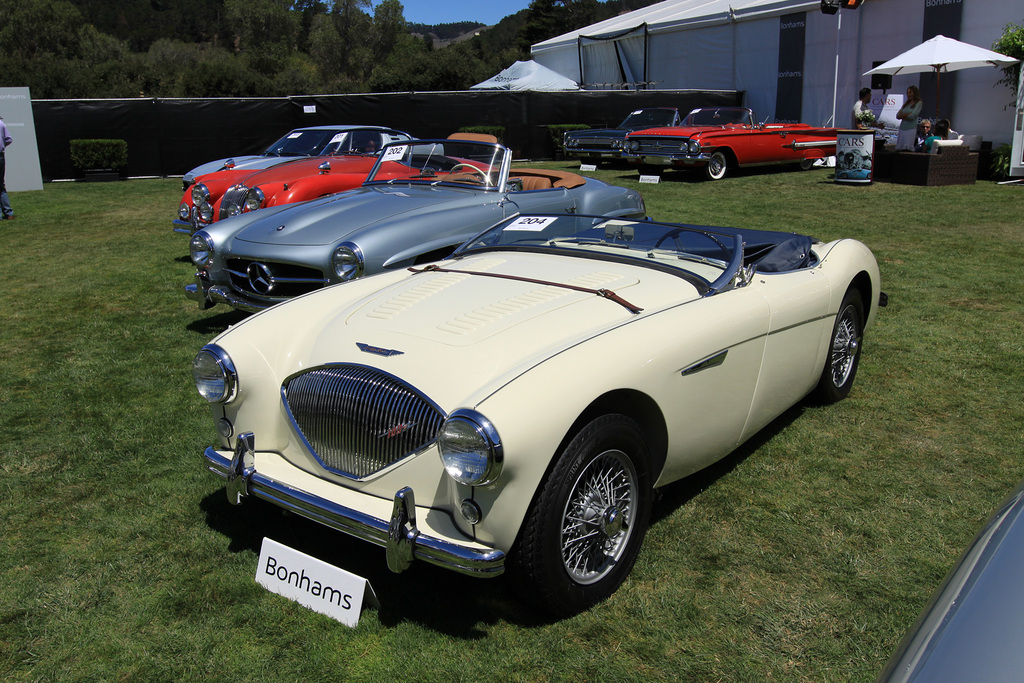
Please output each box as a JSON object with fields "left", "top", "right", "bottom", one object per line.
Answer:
{"left": 623, "top": 107, "right": 837, "bottom": 180}
{"left": 174, "top": 126, "right": 413, "bottom": 234}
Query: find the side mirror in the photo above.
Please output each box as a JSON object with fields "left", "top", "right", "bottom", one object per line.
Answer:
{"left": 318, "top": 161, "right": 331, "bottom": 175}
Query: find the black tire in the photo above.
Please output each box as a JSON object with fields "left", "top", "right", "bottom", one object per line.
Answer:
{"left": 810, "top": 288, "right": 865, "bottom": 404}
{"left": 511, "top": 414, "right": 653, "bottom": 616}
{"left": 799, "top": 158, "right": 816, "bottom": 171}
{"left": 704, "top": 150, "right": 729, "bottom": 180}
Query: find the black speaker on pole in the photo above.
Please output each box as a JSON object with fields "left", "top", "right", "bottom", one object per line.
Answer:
{"left": 871, "top": 61, "right": 892, "bottom": 90}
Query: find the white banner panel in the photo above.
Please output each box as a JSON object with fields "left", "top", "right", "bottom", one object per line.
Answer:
{"left": 0, "top": 87, "right": 43, "bottom": 192}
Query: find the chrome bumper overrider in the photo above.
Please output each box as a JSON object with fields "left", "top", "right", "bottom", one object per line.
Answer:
{"left": 185, "top": 273, "right": 272, "bottom": 313}
{"left": 173, "top": 218, "right": 194, "bottom": 234}
{"left": 202, "top": 432, "right": 506, "bottom": 577}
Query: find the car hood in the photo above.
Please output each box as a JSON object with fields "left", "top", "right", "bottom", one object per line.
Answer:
{"left": 232, "top": 251, "right": 701, "bottom": 409}
{"left": 232, "top": 155, "right": 377, "bottom": 188}
{"left": 185, "top": 155, "right": 289, "bottom": 181}
{"left": 572, "top": 127, "right": 631, "bottom": 137}
{"left": 630, "top": 125, "right": 730, "bottom": 138}
{"left": 230, "top": 184, "right": 491, "bottom": 247}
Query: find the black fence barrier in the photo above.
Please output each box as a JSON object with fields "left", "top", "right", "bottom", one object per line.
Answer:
{"left": 32, "top": 89, "right": 742, "bottom": 181}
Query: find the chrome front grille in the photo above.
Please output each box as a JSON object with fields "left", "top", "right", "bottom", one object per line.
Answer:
{"left": 283, "top": 365, "right": 445, "bottom": 479}
{"left": 576, "top": 136, "right": 616, "bottom": 150}
{"left": 225, "top": 258, "right": 326, "bottom": 300}
{"left": 219, "top": 184, "right": 249, "bottom": 220}
{"left": 633, "top": 137, "right": 687, "bottom": 154}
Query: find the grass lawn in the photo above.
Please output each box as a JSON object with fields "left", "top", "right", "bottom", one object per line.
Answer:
{"left": 1, "top": 165, "right": 1022, "bottom": 681}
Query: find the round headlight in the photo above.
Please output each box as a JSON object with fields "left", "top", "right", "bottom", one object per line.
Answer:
{"left": 627, "top": 140, "right": 639, "bottom": 152}
{"left": 191, "top": 182, "right": 210, "bottom": 206}
{"left": 243, "top": 187, "right": 265, "bottom": 213}
{"left": 197, "top": 201, "right": 214, "bottom": 223}
{"left": 331, "top": 244, "right": 364, "bottom": 281}
{"left": 193, "top": 345, "right": 237, "bottom": 403}
{"left": 190, "top": 232, "right": 214, "bottom": 267}
{"left": 688, "top": 140, "right": 701, "bottom": 154}
{"left": 438, "top": 410, "right": 502, "bottom": 486}
{"left": 178, "top": 202, "right": 191, "bottom": 220}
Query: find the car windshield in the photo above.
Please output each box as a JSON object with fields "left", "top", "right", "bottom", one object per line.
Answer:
{"left": 366, "top": 140, "right": 506, "bottom": 189}
{"left": 683, "top": 108, "right": 753, "bottom": 127}
{"left": 262, "top": 129, "right": 346, "bottom": 157}
{"left": 456, "top": 214, "right": 745, "bottom": 290}
{"left": 619, "top": 109, "right": 677, "bottom": 128}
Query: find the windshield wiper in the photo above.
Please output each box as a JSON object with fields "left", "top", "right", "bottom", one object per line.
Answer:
{"left": 547, "top": 237, "right": 630, "bottom": 249}
{"left": 645, "top": 248, "right": 727, "bottom": 268}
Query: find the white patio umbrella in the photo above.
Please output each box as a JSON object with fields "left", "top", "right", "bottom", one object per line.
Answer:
{"left": 865, "top": 35, "right": 1019, "bottom": 119}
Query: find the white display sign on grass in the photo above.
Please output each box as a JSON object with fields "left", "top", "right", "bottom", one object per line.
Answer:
{"left": 256, "top": 537, "right": 378, "bottom": 627}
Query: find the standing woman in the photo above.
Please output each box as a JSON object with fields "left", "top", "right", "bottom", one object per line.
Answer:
{"left": 895, "top": 85, "right": 923, "bottom": 151}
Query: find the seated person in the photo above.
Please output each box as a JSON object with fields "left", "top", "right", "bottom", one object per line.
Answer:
{"left": 914, "top": 119, "right": 932, "bottom": 151}
{"left": 923, "top": 119, "right": 950, "bottom": 153}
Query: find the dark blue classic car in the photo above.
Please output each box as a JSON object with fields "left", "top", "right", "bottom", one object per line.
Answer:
{"left": 563, "top": 108, "right": 681, "bottom": 163}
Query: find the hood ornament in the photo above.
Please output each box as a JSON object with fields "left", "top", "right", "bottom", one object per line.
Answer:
{"left": 357, "top": 342, "right": 404, "bottom": 357}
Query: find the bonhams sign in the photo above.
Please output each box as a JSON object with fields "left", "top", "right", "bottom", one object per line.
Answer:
{"left": 774, "top": 13, "right": 806, "bottom": 124}
{"left": 256, "top": 538, "right": 378, "bottom": 627}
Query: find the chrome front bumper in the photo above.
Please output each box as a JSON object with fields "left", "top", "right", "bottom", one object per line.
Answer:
{"left": 625, "top": 152, "right": 710, "bottom": 167}
{"left": 185, "top": 272, "right": 273, "bottom": 313}
{"left": 203, "top": 432, "right": 506, "bottom": 578}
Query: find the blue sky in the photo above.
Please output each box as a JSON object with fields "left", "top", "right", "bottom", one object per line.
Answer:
{"left": 395, "top": 0, "right": 534, "bottom": 26}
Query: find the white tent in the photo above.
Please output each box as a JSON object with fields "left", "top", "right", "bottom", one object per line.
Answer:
{"left": 531, "top": 0, "right": 1021, "bottom": 144}
{"left": 470, "top": 60, "right": 580, "bottom": 91}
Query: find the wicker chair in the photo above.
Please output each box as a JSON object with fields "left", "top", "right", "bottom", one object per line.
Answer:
{"left": 890, "top": 143, "right": 979, "bottom": 186}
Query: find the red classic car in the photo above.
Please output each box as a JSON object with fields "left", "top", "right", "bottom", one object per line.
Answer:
{"left": 623, "top": 107, "right": 837, "bottom": 180}
{"left": 175, "top": 126, "right": 413, "bottom": 234}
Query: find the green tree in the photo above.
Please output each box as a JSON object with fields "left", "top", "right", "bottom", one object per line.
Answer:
{"left": 309, "top": 13, "right": 346, "bottom": 79}
{"left": 332, "top": 0, "right": 374, "bottom": 80}
{"left": 224, "top": 0, "right": 298, "bottom": 76}
{"left": 372, "top": 0, "right": 408, "bottom": 63}
{"left": 0, "top": 0, "right": 85, "bottom": 60}
{"left": 992, "top": 22, "right": 1024, "bottom": 107}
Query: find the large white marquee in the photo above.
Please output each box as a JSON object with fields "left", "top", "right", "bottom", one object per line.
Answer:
{"left": 531, "top": 0, "right": 1021, "bottom": 144}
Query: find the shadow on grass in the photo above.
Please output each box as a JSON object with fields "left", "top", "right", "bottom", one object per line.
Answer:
{"left": 200, "top": 491, "right": 545, "bottom": 636}
{"left": 187, "top": 309, "right": 250, "bottom": 336}
{"left": 198, "top": 402, "right": 806, "bottom": 634}
{"left": 650, "top": 402, "right": 805, "bottom": 525}
{"left": 614, "top": 163, "right": 823, "bottom": 185}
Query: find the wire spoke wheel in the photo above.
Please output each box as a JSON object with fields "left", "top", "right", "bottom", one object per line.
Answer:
{"left": 511, "top": 414, "right": 652, "bottom": 616}
{"left": 829, "top": 303, "right": 861, "bottom": 387}
{"left": 811, "top": 288, "right": 864, "bottom": 404}
{"left": 560, "top": 449, "right": 638, "bottom": 585}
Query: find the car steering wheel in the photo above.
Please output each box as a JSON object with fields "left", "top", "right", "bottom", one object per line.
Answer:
{"left": 448, "top": 163, "right": 488, "bottom": 181}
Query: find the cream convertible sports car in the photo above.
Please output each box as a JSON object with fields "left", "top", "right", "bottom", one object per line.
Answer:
{"left": 194, "top": 214, "right": 885, "bottom": 615}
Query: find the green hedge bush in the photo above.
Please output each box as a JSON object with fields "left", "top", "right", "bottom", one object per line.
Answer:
{"left": 70, "top": 139, "right": 128, "bottom": 171}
